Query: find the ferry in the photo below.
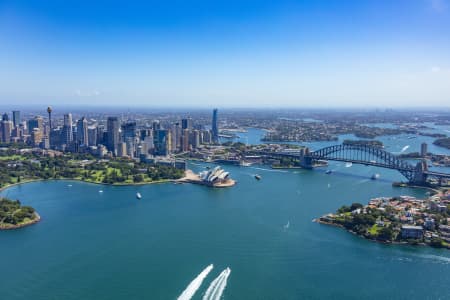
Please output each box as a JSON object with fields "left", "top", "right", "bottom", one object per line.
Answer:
{"left": 254, "top": 174, "right": 261, "bottom": 180}
{"left": 136, "top": 192, "right": 142, "bottom": 199}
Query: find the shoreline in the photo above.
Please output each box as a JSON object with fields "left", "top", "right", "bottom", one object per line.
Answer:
{"left": 0, "top": 173, "right": 193, "bottom": 193}
{"left": 313, "top": 218, "right": 430, "bottom": 247}
{"left": 0, "top": 212, "right": 41, "bottom": 230}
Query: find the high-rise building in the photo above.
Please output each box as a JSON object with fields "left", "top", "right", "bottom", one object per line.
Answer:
{"left": 30, "top": 128, "right": 42, "bottom": 147}
{"left": 88, "top": 126, "right": 98, "bottom": 146}
{"left": 421, "top": 143, "right": 428, "bottom": 157}
{"left": 202, "top": 130, "right": 212, "bottom": 144}
{"left": 107, "top": 116, "right": 120, "bottom": 155}
{"left": 189, "top": 130, "right": 200, "bottom": 149}
{"left": 60, "top": 113, "right": 73, "bottom": 146}
{"left": 153, "top": 129, "right": 171, "bottom": 156}
{"left": 122, "top": 121, "right": 137, "bottom": 141}
{"left": 1, "top": 120, "right": 12, "bottom": 143}
{"left": 181, "top": 128, "right": 190, "bottom": 152}
{"left": 2, "top": 113, "right": 9, "bottom": 121}
{"left": 181, "top": 118, "right": 192, "bottom": 130}
{"left": 12, "top": 111, "right": 21, "bottom": 127}
{"left": 212, "top": 108, "right": 219, "bottom": 144}
{"left": 50, "top": 128, "right": 62, "bottom": 149}
{"left": 76, "top": 117, "right": 88, "bottom": 146}
{"left": 28, "top": 116, "right": 44, "bottom": 132}
{"left": 170, "top": 123, "right": 181, "bottom": 152}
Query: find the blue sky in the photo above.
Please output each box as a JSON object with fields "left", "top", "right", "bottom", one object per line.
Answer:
{"left": 0, "top": 0, "right": 449, "bottom": 107}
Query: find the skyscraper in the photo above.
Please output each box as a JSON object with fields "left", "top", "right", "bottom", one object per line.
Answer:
{"left": 62, "top": 113, "right": 73, "bottom": 145}
{"left": 76, "top": 117, "right": 88, "bottom": 146}
{"left": 12, "top": 111, "right": 21, "bottom": 127}
{"left": 27, "top": 116, "right": 44, "bottom": 132}
{"left": 2, "top": 113, "right": 9, "bottom": 121}
{"left": 107, "top": 116, "right": 120, "bottom": 155}
{"left": 153, "top": 129, "right": 171, "bottom": 156}
{"left": 1, "top": 120, "right": 12, "bottom": 143}
{"left": 88, "top": 126, "right": 98, "bottom": 146}
{"left": 212, "top": 108, "right": 219, "bottom": 144}
{"left": 181, "top": 118, "right": 192, "bottom": 130}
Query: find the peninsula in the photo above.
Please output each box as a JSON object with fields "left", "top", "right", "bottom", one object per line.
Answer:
{"left": 0, "top": 197, "right": 40, "bottom": 230}
{"left": 316, "top": 192, "right": 450, "bottom": 249}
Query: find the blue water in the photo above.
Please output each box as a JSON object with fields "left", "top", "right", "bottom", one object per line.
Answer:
{"left": 1, "top": 160, "right": 449, "bottom": 299}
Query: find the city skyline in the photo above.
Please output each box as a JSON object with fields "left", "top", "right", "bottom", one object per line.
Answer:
{"left": 1, "top": 0, "right": 449, "bottom": 108}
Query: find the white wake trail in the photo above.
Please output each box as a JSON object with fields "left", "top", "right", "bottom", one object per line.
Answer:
{"left": 203, "top": 268, "right": 231, "bottom": 300}
{"left": 178, "top": 264, "right": 214, "bottom": 300}
{"left": 400, "top": 145, "right": 410, "bottom": 153}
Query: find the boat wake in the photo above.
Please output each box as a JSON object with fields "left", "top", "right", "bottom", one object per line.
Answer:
{"left": 178, "top": 264, "right": 214, "bottom": 300}
{"left": 202, "top": 267, "right": 231, "bottom": 300}
{"left": 250, "top": 167, "right": 288, "bottom": 173}
{"left": 400, "top": 145, "right": 410, "bottom": 153}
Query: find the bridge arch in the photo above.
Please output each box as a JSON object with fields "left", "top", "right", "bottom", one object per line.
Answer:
{"left": 309, "top": 144, "right": 416, "bottom": 181}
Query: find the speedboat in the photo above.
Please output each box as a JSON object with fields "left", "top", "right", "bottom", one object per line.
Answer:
{"left": 325, "top": 170, "right": 332, "bottom": 174}
{"left": 254, "top": 174, "right": 261, "bottom": 180}
{"left": 371, "top": 174, "right": 380, "bottom": 180}
{"left": 136, "top": 192, "right": 142, "bottom": 199}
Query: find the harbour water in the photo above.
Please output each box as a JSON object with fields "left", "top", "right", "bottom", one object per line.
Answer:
{"left": 1, "top": 128, "right": 450, "bottom": 299}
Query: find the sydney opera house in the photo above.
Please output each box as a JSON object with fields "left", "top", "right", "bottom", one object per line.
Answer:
{"left": 198, "top": 166, "right": 235, "bottom": 187}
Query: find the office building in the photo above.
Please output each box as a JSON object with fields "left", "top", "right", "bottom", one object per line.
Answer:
{"left": 88, "top": 126, "right": 98, "bottom": 146}
{"left": 62, "top": 113, "right": 73, "bottom": 145}
{"left": 1, "top": 120, "right": 12, "bottom": 143}
{"left": 212, "top": 108, "right": 219, "bottom": 143}
{"left": 153, "top": 129, "right": 171, "bottom": 156}
{"left": 107, "top": 116, "right": 120, "bottom": 155}
{"left": 12, "top": 111, "right": 21, "bottom": 127}
{"left": 76, "top": 117, "right": 89, "bottom": 146}
{"left": 421, "top": 143, "right": 428, "bottom": 157}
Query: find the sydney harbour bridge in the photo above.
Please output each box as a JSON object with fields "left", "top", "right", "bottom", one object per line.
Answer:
{"left": 249, "top": 143, "right": 450, "bottom": 186}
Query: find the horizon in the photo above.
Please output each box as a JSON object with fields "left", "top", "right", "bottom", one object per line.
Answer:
{"left": 1, "top": 0, "right": 450, "bottom": 107}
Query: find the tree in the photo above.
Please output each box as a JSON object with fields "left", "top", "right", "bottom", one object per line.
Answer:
{"left": 350, "top": 203, "right": 363, "bottom": 211}
{"left": 133, "top": 174, "right": 144, "bottom": 183}
{"left": 378, "top": 227, "right": 394, "bottom": 241}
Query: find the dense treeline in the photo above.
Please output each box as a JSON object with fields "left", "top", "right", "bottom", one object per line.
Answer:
{"left": 0, "top": 150, "right": 184, "bottom": 187}
{"left": 0, "top": 198, "right": 37, "bottom": 227}
{"left": 434, "top": 137, "right": 450, "bottom": 150}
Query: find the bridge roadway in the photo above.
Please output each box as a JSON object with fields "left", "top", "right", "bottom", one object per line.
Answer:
{"left": 246, "top": 144, "right": 450, "bottom": 186}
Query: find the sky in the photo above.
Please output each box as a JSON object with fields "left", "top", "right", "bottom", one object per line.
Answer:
{"left": 0, "top": 0, "right": 449, "bottom": 108}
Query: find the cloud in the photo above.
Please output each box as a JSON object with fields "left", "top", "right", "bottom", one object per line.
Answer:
{"left": 74, "top": 89, "right": 101, "bottom": 97}
{"left": 429, "top": 0, "right": 447, "bottom": 12}
{"left": 431, "top": 66, "right": 441, "bottom": 73}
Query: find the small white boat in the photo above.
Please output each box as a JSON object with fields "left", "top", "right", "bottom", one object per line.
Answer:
{"left": 99, "top": 190, "right": 103, "bottom": 193}
{"left": 371, "top": 174, "right": 380, "bottom": 180}
{"left": 345, "top": 162, "right": 353, "bottom": 168}
{"left": 136, "top": 192, "right": 142, "bottom": 199}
